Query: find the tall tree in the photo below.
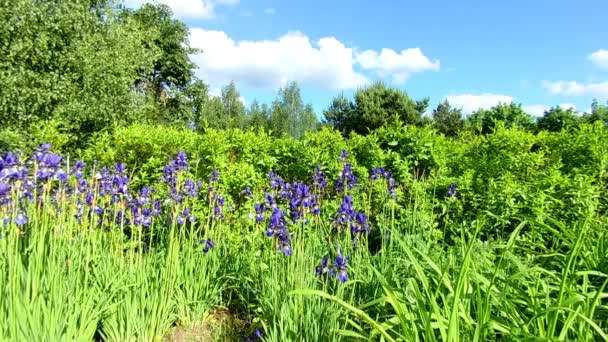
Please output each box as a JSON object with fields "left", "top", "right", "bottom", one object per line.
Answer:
{"left": 300, "top": 104, "right": 320, "bottom": 136}
{"left": 432, "top": 100, "right": 464, "bottom": 137}
{"left": 269, "top": 81, "right": 318, "bottom": 138}
{"left": 221, "top": 81, "right": 246, "bottom": 128}
{"left": 323, "top": 94, "right": 356, "bottom": 135}
{"left": 415, "top": 97, "right": 431, "bottom": 121}
{"left": 536, "top": 106, "right": 579, "bottom": 132}
{"left": 247, "top": 100, "right": 270, "bottom": 131}
{"left": 324, "top": 81, "right": 419, "bottom": 135}
{"left": 195, "top": 96, "right": 224, "bottom": 132}
{"left": 0, "top": 0, "right": 156, "bottom": 144}
{"left": 129, "top": 4, "right": 198, "bottom": 103}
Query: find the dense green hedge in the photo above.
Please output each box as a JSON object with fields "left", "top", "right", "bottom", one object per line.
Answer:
{"left": 39, "top": 121, "right": 595, "bottom": 240}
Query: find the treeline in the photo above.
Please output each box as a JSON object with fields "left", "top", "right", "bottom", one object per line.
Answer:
{"left": 1, "top": 0, "right": 607, "bottom": 153}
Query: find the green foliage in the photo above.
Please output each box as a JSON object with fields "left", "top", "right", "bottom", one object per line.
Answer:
{"left": 220, "top": 81, "right": 247, "bottom": 129}
{"left": 537, "top": 106, "right": 580, "bottom": 132}
{"left": 582, "top": 99, "right": 608, "bottom": 126}
{"left": 432, "top": 100, "right": 464, "bottom": 137}
{"left": 129, "top": 3, "right": 197, "bottom": 95}
{"left": 323, "top": 93, "right": 357, "bottom": 135}
{"left": 373, "top": 121, "right": 448, "bottom": 180}
{"left": 0, "top": 0, "right": 155, "bottom": 144}
{"left": 83, "top": 123, "right": 202, "bottom": 187}
{"left": 467, "top": 102, "right": 535, "bottom": 134}
{"left": 323, "top": 82, "right": 421, "bottom": 135}
{"left": 269, "top": 81, "right": 319, "bottom": 138}
{"left": 247, "top": 100, "right": 271, "bottom": 131}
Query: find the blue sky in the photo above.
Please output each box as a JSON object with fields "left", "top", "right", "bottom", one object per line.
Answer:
{"left": 127, "top": 0, "right": 608, "bottom": 117}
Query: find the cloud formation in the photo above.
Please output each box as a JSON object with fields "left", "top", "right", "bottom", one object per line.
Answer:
{"left": 356, "top": 48, "right": 440, "bottom": 83}
{"left": 542, "top": 80, "right": 608, "bottom": 98}
{"left": 589, "top": 49, "right": 608, "bottom": 69}
{"left": 444, "top": 93, "right": 513, "bottom": 114}
{"left": 189, "top": 29, "right": 439, "bottom": 90}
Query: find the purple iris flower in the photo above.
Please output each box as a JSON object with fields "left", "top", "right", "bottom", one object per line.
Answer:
{"left": 14, "top": 211, "right": 28, "bottom": 226}
{"left": 200, "top": 239, "right": 216, "bottom": 253}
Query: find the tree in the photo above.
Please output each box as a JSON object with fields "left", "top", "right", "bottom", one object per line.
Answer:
{"left": 466, "top": 103, "right": 535, "bottom": 134}
{"left": 581, "top": 99, "right": 608, "bottom": 126}
{"left": 536, "top": 106, "right": 579, "bottom": 132}
{"left": 195, "top": 96, "right": 224, "bottom": 132}
{"left": 432, "top": 100, "right": 463, "bottom": 137}
{"left": 269, "top": 81, "right": 318, "bottom": 138}
{"left": 0, "top": 0, "right": 157, "bottom": 145}
{"left": 354, "top": 82, "right": 420, "bottom": 133}
{"left": 247, "top": 100, "right": 270, "bottom": 131}
{"left": 221, "top": 81, "right": 246, "bottom": 128}
{"left": 129, "top": 4, "right": 198, "bottom": 104}
{"left": 323, "top": 94, "right": 356, "bottom": 135}
{"left": 323, "top": 81, "right": 419, "bottom": 135}
{"left": 300, "top": 104, "right": 319, "bottom": 136}
{"left": 415, "top": 97, "right": 431, "bottom": 122}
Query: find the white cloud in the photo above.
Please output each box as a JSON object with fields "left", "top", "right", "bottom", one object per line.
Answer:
{"left": 190, "top": 29, "right": 368, "bottom": 90}
{"left": 123, "top": 0, "right": 237, "bottom": 19}
{"left": 189, "top": 29, "right": 440, "bottom": 91}
{"left": 445, "top": 94, "right": 513, "bottom": 114}
{"left": 588, "top": 49, "right": 608, "bottom": 69}
{"left": 523, "top": 104, "right": 548, "bottom": 117}
{"left": 356, "top": 48, "right": 440, "bottom": 83}
{"left": 264, "top": 7, "right": 276, "bottom": 15}
{"left": 559, "top": 103, "right": 577, "bottom": 111}
{"left": 542, "top": 80, "right": 608, "bottom": 98}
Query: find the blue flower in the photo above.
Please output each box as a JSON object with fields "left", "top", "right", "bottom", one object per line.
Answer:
{"left": 240, "top": 186, "right": 253, "bottom": 199}
{"left": 315, "top": 256, "right": 329, "bottom": 276}
{"left": 268, "top": 171, "right": 284, "bottom": 189}
{"left": 184, "top": 179, "right": 200, "bottom": 198}
{"left": 316, "top": 250, "right": 349, "bottom": 282}
{"left": 254, "top": 203, "right": 265, "bottom": 222}
{"left": 276, "top": 231, "right": 292, "bottom": 256}
{"left": 353, "top": 212, "right": 370, "bottom": 233}
{"left": 333, "top": 251, "right": 349, "bottom": 282}
{"left": 312, "top": 165, "right": 327, "bottom": 190}
{"left": 209, "top": 169, "right": 220, "bottom": 183}
{"left": 174, "top": 151, "right": 189, "bottom": 171}
{"left": 370, "top": 167, "right": 398, "bottom": 199}
{"left": 137, "top": 187, "right": 152, "bottom": 206}
{"left": 14, "top": 211, "right": 28, "bottom": 226}
{"left": 200, "top": 239, "right": 216, "bottom": 253}
{"left": 73, "top": 161, "right": 86, "bottom": 179}
{"left": 447, "top": 183, "right": 460, "bottom": 198}
{"left": 0, "top": 182, "right": 10, "bottom": 197}
{"left": 335, "top": 163, "right": 357, "bottom": 192}
{"left": 338, "top": 150, "right": 349, "bottom": 162}
{"left": 152, "top": 200, "right": 162, "bottom": 216}
{"left": 245, "top": 328, "right": 264, "bottom": 342}
{"left": 114, "top": 163, "right": 126, "bottom": 175}
{"left": 333, "top": 196, "right": 355, "bottom": 230}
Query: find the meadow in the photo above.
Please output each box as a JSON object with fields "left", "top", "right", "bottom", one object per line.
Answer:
{"left": 0, "top": 121, "right": 607, "bottom": 341}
